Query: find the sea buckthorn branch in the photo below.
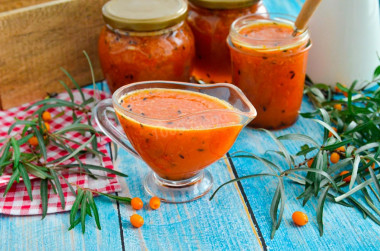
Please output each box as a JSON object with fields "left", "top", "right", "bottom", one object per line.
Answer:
{"left": 0, "top": 54, "right": 132, "bottom": 232}
{"left": 211, "top": 64, "right": 380, "bottom": 239}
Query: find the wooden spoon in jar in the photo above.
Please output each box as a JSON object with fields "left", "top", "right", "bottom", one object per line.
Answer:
{"left": 292, "top": 0, "right": 322, "bottom": 36}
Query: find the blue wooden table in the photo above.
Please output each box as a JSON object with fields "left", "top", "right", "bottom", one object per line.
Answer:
{"left": 2, "top": 1, "right": 380, "bottom": 250}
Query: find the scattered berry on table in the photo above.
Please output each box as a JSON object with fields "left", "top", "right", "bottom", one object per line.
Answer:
{"left": 131, "top": 197, "right": 143, "bottom": 210}
{"left": 130, "top": 214, "right": 144, "bottom": 228}
{"left": 292, "top": 211, "right": 308, "bottom": 226}
{"left": 149, "top": 197, "right": 161, "bottom": 210}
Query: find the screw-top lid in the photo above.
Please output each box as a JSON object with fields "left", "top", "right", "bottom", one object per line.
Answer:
{"left": 189, "top": 0, "right": 258, "bottom": 9}
{"left": 102, "top": 0, "right": 188, "bottom": 31}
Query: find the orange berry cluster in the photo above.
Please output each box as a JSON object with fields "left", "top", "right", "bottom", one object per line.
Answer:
{"left": 130, "top": 196, "right": 161, "bottom": 228}
{"left": 28, "top": 111, "right": 52, "bottom": 147}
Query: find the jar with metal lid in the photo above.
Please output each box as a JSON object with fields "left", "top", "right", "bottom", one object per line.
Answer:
{"left": 187, "top": 0, "right": 266, "bottom": 84}
{"left": 228, "top": 13, "right": 311, "bottom": 129}
{"left": 98, "top": 0, "right": 195, "bottom": 93}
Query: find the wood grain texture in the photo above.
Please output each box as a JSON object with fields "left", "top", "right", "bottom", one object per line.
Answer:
{"left": 228, "top": 95, "right": 380, "bottom": 250}
{"left": 114, "top": 147, "right": 264, "bottom": 250}
{"left": 0, "top": 0, "right": 106, "bottom": 109}
{"left": 0, "top": 0, "right": 52, "bottom": 12}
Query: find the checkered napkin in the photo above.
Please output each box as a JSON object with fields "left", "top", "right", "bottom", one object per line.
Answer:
{"left": 0, "top": 89, "right": 121, "bottom": 215}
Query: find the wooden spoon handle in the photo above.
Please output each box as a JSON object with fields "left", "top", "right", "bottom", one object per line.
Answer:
{"left": 295, "top": 0, "right": 322, "bottom": 31}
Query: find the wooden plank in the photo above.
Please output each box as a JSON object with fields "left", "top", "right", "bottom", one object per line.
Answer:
{"left": 228, "top": 96, "right": 380, "bottom": 250}
{"left": 114, "top": 146, "right": 264, "bottom": 250}
{"left": 0, "top": 0, "right": 106, "bottom": 109}
{"left": 0, "top": 0, "right": 52, "bottom": 12}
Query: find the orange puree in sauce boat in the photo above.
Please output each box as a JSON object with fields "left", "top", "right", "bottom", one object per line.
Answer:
{"left": 229, "top": 17, "right": 310, "bottom": 129}
{"left": 116, "top": 89, "right": 242, "bottom": 180}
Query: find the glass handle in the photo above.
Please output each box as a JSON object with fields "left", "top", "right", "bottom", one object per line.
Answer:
{"left": 93, "top": 99, "right": 140, "bottom": 159}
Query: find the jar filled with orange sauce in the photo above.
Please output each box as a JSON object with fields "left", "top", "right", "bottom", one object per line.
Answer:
{"left": 228, "top": 13, "right": 311, "bottom": 129}
{"left": 98, "top": 0, "right": 195, "bottom": 93}
{"left": 187, "top": 0, "right": 266, "bottom": 83}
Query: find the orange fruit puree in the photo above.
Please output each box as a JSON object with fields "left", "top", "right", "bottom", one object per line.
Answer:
{"left": 116, "top": 88, "right": 242, "bottom": 180}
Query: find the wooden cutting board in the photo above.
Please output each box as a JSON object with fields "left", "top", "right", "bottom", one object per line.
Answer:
{"left": 0, "top": 0, "right": 108, "bottom": 110}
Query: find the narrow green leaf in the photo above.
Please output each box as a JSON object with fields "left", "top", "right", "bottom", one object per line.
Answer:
{"left": 282, "top": 168, "right": 338, "bottom": 190}
{"left": 18, "top": 163, "right": 33, "bottom": 201}
{"left": 25, "top": 98, "right": 80, "bottom": 111}
{"left": 322, "top": 139, "right": 352, "bottom": 151}
{"left": 17, "top": 134, "right": 34, "bottom": 146}
{"left": 32, "top": 126, "right": 47, "bottom": 161}
{"left": 349, "top": 156, "right": 361, "bottom": 190}
{"left": 295, "top": 146, "right": 318, "bottom": 157}
{"left": 209, "top": 173, "right": 278, "bottom": 201}
{"left": 260, "top": 129, "right": 292, "bottom": 168}
{"left": 61, "top": 67, "right": 85, "bottom": 102}
{"left": 335, "top": 173, "right": 380, "bottom": 202}
{"left": 54, "top": 124, "right": 98, "bottom": 135}
{"left": 59, "top": 173, "right": 76, "bottom": 195}
{"left": 3, "top": 168, "right": 20, "bottom": 197}
{"left": 50, "top": 169, "right": 65, "bottom": 209}
{"left": 355, "top": 142, "right": 380, "bottom": 154}
{"left": 96, "top": 191, "right": 133, "bottom": 203}
{"left": 23, "top": 162, "right": 51, "bottom": 179}
{"left": 87, "top": 191, "right": 101, "bottom": 230}
{"left": 312, "top": 119, "right": 341, "bottom": 141}
{"left": 7, "top": 120, "right": 37, "bottom": 134}
{"left": 58, "top": 80, "right": 74, "bottom": 102}
{"left": 70, "top": 189, "right": 84, "bottom": 225}
{"left": 277, "top": 134, "right": 320, "bottom": 148}
{"left": 81, "top": 194, "right": 88, "bottom": 234}
{"left": 61, "top": 164, "right": 128, "bottom": 177}
{"left": 40, "top": 179, "right": 48, "bottom": 219}
{"left": 270, "top": 183, "right": 281, "bottom": 239}
{"left": 368, "top": 167, "right": 380, "bottom": 198}
{"left": 10, "top": 137, "right": 20, "bottom": 170}
{"left": 317, "top": 186, "right": 330, "bottom": 236}
{"left": 54, "top": 135, "right": 95, "bottom": 166}
{"left": 68, "top": 218, "right": 81, "bottom": 231}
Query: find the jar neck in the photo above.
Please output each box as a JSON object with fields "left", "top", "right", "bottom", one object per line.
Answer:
{"left": 106, "top": 21, "right": 184, "bottom": 37}
{"left": 228, "top": 13, "right": 310, "bottom": 53}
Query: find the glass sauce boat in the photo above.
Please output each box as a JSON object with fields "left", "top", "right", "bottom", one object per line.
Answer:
{"left": 94, "top": 81, "right": 256, "bottom": 203}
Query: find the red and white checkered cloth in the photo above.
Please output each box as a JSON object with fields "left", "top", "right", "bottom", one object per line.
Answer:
{"left": 0, "top": 89, "right": 121, "bottom": 215}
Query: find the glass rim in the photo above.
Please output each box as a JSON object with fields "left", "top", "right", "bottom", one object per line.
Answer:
{"left": 229, "top": 13, "right": 310, "bottom": 50}
{"left": 111, "top": 80, "right": 257, "bottom": 125}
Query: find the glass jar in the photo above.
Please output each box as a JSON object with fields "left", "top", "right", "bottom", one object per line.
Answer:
{"left": 228, "top": 13, "right": 311, "bottom": 129}
{"left": 98, "top": 0, "right": 195, "bottom": 93}
{"left": 187, "top": 0, "right": 266, "bottom": 83}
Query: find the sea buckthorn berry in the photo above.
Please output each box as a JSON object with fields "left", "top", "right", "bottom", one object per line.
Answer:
{"left": 333, "top": 104, "right": 342, "bottom": 111}
{"left": 340, "top": 170, "right": 351, "bottom": 182}
{"left": 365, "top": 160, "right": 375, "bottom": 172}
{"left": 336, "top": 146, "right": 345, "bottom": 152}
{"left": 130, "top": 214, "right": 144, "bottom": 228}
{"left": 44, "top": 122, "right": 50, "bottom": 132}
{"left": 307, "top": 159, "right": 314, "bottom": 168}
{"left": 42, "top": 111, "right": 52, "bottom": 122}
{"left": 292, "top": 211, "right": 308, "bottom": 226}
{"left": 343, "top": 92, "right": 348, "bottom": 97}
{"left": 149, "top": 196, "right": 161, "bottom": 210}
{"left": 28, "top": 136, "right": 39, "bottom": 146}
{"left": 330, "top": 152, "right": 340, "bottom": 164}
{"left": 334, "top": 86, "right": 341, "bottom": 93}
{"left": 131, "top": 197, "right": 143, "bottom": 210}
{"left": 328, "top": 127, "right": 337, "bottom": 138}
